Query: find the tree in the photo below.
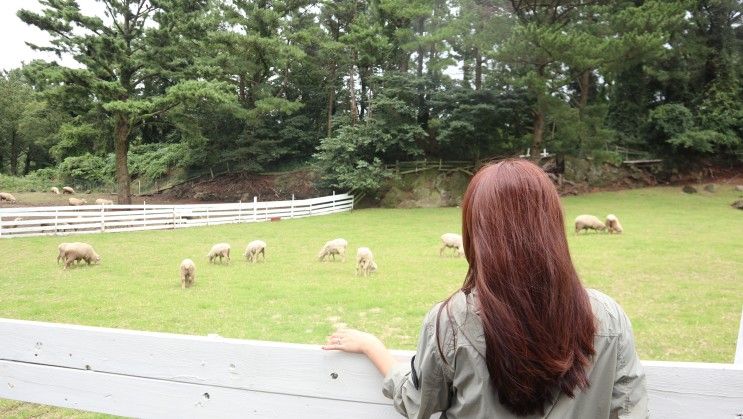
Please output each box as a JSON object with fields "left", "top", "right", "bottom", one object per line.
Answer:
{"left": 19, "top": 0, "right": 232, "bottom": 203}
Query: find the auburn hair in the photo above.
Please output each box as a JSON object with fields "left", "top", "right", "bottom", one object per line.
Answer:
{"left": 441, "top": 159, "right": 596, "bottom": 415}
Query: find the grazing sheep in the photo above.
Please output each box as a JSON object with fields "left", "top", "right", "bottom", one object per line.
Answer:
{"left": 60, "top": 242, "right": 101, "bottom": 269}
{"left": 180, "top": 259, "right": 196, "bottom": 289}
{"left": 68, "top": 197, "right": 87, "bottom": 206}
{"left": 605, "top": 214, "right": 623, "bottom": 234}
{"left": 440, "top": 233, "right": 465, "bottom": 257}
{"left": 0, "top": 192, "right": 17, "bottom": 203}
{"left": 95, "top": 198, "right": 114, "bottom": 205}
{"left": 318, "top": 238, "right": 348, "bottom": 262}
{"left": 57, "top": 242, "right": 78, "bottom": 264}
{"left": 356, "top": 247, "right": 377, "bottom": 277}
{"left": 62, "top": 186, "right": 75, "bottom": 194}
{"left": 208, "top": 243, "right": 231, "bottom": 264}
{"left": 574, "top": 214, "right": 606, "bottom": 234}
{"left": 244, "top": 240, "right": 266, "bottom": 263}
{"left": 50, "top": 187, "right": 60, "bottom": 194}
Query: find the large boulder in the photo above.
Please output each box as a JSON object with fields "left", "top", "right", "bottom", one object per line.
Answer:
{"left": 703, "top": 184, "right": 717, "bottom": 193}
{"left": 682, "top": 185, "right": 698, "bottom": 194}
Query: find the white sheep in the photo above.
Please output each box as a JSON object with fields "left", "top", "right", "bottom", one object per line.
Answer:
{"left": 574, "top": 214, "right": 606, "bottom": 234}
{"left": 62, "top": 186, "right": 75, "bottom": 194}
{"left": 60, "top": 242, "right": 101, "bottom": 269}
{"left": 0, "top": 192, "right": 17, "bottom": 203}
{"left": 95, "top": 198, "right": 114, "bottom": 205}
{"left": 68, "top": 197, "right": 87, "bottom": 206}
{"left": 50, "top": 187, "right": 60, "bottom": 194}
{"left": 440, "top": 233, "right": 465, "bottom": 257}
{"left": 318, "top": 238, "right": 348, "bottom": 262}
{"left": 606, "top": 214, "right": 623, "bottom": 234}
{"left": 356, "top": 247, "right": 377, "bottom": 277}
{"left": 208, "top": 243, "right": 231, "bottom": 264}
{"left": 180, "top": 259, "right": 196, "bottom": 289}
{"left": 244, "top": 240, "right": 266, "bottom": 263}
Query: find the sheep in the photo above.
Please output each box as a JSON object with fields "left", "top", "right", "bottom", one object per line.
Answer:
{"left": 0, "top": 192, "right": 17, "bottom": 203}
{"left": 50, "top": 187, "right": 60, "bottom": 194}
{"left": 62, "top": 186, "right": 75, "bottom": 194}
{"left": 574, "top": 214, "right": 606, "bottom": 234}
{"left": 180, "top": 259, "right": 196, "bottom": 289}
{"left": 208, "top": 243, "right": 231, "bottom": 264}
{"left": 606, "top": 214, "right": 623, "bottom": 234}
{"left": 244, "top": 240, "right": 266, "bottom": 263}
{"left": 318, "top": 238, "right": 348, "bottom": 262}
{"left": 60, "top": 242, "right": 101, "bottom": 269}
{"left": 68, "top": 197, "right": 87, "bottom": 206}
{"left": 440, "top": 233, "right": 465, "bottom": 257}
{"left": 95, "top": 198, "right": 114, "bottom": 205}
{"left": 356, "top": 247, "right": 377, "bottom": 277}
{"left": 57, "top": 242, "right": 76, "bottom": 264}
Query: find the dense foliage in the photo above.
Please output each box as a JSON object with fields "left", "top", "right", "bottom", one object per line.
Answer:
{"left": 0, "top": 0, "right": 741, "bottom": 196}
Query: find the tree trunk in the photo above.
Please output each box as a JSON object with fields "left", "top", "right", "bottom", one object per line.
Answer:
{"left": 474, "top": 49, "right": 483, "bottom": 91}
{"left": 578, "top": 70, "right": 590, "bottom": 110}
{"left": 238, "top": 74, "right": 246, "bottom": 103}
{"left": 326, "top": 63, "right": 336, "bottom": 138}
{"left": 348, "top": 57, "right": 358, "bottom": 125}
{"left": 359, "top": 69, "right": 367, "bottom": 120}
{"left": 531, "top": 107, "right": 545, "bottom": 162}
{"left": 23, "top": 145, "right": 32, "bottom": 175}
{"left": 10, "top": 129, "right": 18, "bottom": 176}
{"left": 114, "top": 114, "right": 132, "bottom": 204}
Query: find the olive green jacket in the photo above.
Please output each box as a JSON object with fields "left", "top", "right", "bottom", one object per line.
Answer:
{"left": 382, "top": 289, "right": 648, "bottom": 418}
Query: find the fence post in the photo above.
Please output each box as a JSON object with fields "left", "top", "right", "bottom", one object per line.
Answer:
{"left": 100, "top": 206, "right": 105, "bottom": 232}
{"left": 143, "top": 201, "right": 147, "bottom": 228}
{"left": 309, "top": 201, "right": 313, "bottom": 216}
{"left": 238, "top": 200, "right": 242, "bottom": 223}
{"left": 332, "top": 190, "right": 336, "bottom": 212}
{"left": 253, "top": 196, "right": 257, "bottom": 222}
{"left": 54, "top": 209, "right": 58, "bottom": 235}
{"left": 172, "top": 207, "right": 176, "bottom": 229}
{"left": 206, "top": 207, "right": 210, "bottom": 226}
{"left": 265, "top": 202, "right": 268, "bottom": 221}
{"left": 290, "top": 194, "right": 294, "bottom": 219}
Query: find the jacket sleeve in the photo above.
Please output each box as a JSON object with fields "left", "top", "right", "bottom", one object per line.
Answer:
{"left": 382, "top": 308, "right": 451, "bottom": 418}
{"left": 611, "top": 305, "right": 649, "bottom": 419}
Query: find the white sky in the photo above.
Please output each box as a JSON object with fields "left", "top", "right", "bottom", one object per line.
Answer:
{"left": 1, "top": 0, "right": 104, "bottom": 72}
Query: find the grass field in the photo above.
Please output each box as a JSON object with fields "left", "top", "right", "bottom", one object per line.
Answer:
{"left": 1, "top": 185, "right": 741, "bottom": 417}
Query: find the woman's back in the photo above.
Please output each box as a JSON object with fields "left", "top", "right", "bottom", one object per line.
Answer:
{"left": 383, "top": 288, "right": 647, "bottom": 418}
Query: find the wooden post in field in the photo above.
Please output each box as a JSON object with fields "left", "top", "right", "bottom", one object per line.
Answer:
{"left": 290, "top": 194, "right": 294, "bottom": 219}
{"left": 253, "top": 196, "right": 257, "bottom": 222}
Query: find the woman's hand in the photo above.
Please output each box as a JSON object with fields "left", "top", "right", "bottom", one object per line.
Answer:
{"left": 322, "top": 328, "right": 383, "bottom": 354}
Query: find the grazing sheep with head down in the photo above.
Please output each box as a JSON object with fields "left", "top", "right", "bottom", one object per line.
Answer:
{"left": 356, "top": 247, "right": 377, "bottom": 277}
{"left": 318, "top": 238, "right": 348, "bottom": 262}
{"left": 574, "top": 214, "right": 606, "bottom": 234}
{"left": 208, "top": 243, "right": 231, "bottom": 264}
{"left": 60, "top": 242, "right": 100, "bottom": 269}
{"left": 62, "top": 186, "right": 75, "bottom": 194}
{"left": 440, "top": 233, "right": 464, "bottom": 257}
{"left": 0, "top": 192, "right": 17, "bottom": 203}
{"left": 95, "top": 198, "right": 114, "bottom": 205}
{"left": 180, "top": 259, "right": 196, "bottom": 289}
{"left": 244, "top": 240, "right": 266, "bottom": 263}
{"left": 605, "top": 214, "right": 623, "bottom": 234}
{"left": 68, "top": 197, "right": 87, "bottom": 206}
{"left": 50, "top": 187, "right": 60, "bottom": 195}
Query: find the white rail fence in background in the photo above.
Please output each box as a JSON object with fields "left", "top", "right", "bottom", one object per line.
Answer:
{"left": 0, "top": 193, "right": 353, "bottom": 238}
{"left": 0, "top": 318, "right": 742, "bottom": 418}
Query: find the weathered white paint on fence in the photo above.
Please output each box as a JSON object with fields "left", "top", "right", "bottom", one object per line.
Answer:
{"left": 0, "top": 194, "right": 353, "bottom": 238}
{"left": 0, "top": 318, "right": 741, "bottom": 418}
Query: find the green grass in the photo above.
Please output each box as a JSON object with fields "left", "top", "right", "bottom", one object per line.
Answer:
{"left": 1, "top": 185, "right": 741, "bottom": 417}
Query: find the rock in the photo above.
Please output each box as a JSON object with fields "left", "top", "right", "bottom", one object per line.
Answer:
{"left": 732, "top": 200, "right": 743, "bottom": 210}
{"left": 734, "top": 185, "right": 743, "bottom": 192}
{"left": 682, "top": 185, "right": 698, "bottom": 194}
{"left": 703, "top": 184, "right": 717, "bottom": 193}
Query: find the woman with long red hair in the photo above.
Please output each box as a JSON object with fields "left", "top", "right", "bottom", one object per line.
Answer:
{"left": 323, "top": 159, "right": 647, "bottom": 418}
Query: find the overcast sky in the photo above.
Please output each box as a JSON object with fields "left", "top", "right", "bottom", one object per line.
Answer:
{"left": 1, "top": 0, "right": 104, "bottom": 72}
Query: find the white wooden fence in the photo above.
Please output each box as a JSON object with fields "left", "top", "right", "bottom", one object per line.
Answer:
{"left": 0, "top": 193, "right": 353, "bottom": 238}
{"left": 1, "top": 316, "right": 742, "bottom": 418}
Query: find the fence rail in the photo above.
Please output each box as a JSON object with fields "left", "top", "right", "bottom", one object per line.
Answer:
{"left": 0, "top": 193, "right": 353, "bottom": 238}
{"left": 0, "top": 317, "right": 741, "bottom": 418}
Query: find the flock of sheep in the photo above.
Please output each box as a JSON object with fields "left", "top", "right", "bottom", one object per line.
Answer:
{"left": 574, "top": 214, "right": 624, "bottom": 234}
{"left": 0, "top": 187, "right": 114, "bottom": 206}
